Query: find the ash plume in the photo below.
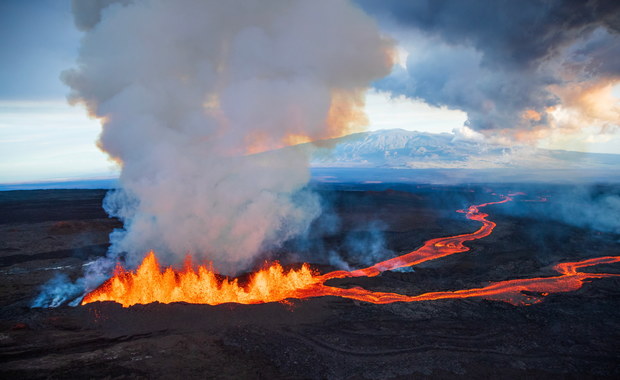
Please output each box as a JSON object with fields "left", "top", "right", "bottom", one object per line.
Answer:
{"left": 34, "top": 0, "right": 392, "bottom": 306}
{"left": 66, "top": 0, "right": 392, "bottom": 272}
{"left": 358, "top": 0, "right": 620, "bottom": 143}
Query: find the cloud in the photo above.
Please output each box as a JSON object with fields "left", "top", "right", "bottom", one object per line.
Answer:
{"left": 357, "top": 0, "right": 620, "bottom": 142}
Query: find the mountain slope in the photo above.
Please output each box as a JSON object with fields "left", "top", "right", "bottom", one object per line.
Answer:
{"left": 308, "top": 129, "right": 620, "bottom": 170}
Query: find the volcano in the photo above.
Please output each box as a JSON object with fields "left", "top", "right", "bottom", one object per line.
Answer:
{"left": 2, "top": 184, "right": 619, "bottom": 378}
{"left": 309, "top": 129, "right": 620, "bottom": 170}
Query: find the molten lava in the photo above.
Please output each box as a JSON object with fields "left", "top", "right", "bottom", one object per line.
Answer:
{"left": 83, "top": 194, "right": 620, "bottom": 307}
{"left": 82, "top": 254, "right": 319, "bottom": 307}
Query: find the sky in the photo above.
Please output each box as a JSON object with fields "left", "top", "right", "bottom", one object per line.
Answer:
{"left": 0, "top": 0, "right": 114, "bottom": 182}
{"left": 1, "top": 0, "right": 619, "bottom": 184}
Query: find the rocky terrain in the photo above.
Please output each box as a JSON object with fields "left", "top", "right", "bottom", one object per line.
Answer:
{"left": 1, "top": 186, "right": 619, "bottom": 379}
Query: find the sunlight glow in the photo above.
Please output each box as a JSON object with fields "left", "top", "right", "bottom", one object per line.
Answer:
{"left": 364, "top": 89, "right": 467, "bottom": 133}
{"left": 0, "top": 100, "right": 119, "bottom": 183}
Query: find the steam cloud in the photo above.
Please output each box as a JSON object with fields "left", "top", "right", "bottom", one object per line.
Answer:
{"left": 54, "top": 0, "right": 392, "bottom": 289}
{"left": 358, "top": 0, "right": 620, "bottom": 142}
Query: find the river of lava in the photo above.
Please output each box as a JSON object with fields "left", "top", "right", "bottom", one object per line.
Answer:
{"left": 82, "top": 195, "right": 620, "bottom": 307}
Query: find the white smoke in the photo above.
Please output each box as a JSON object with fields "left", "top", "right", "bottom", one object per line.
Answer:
{"left": 62, "top": 0, "right": 392, "bottom": 274}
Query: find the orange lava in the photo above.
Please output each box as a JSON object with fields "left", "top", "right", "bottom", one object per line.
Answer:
{"left": 321, "top": 195, "right": 515, "bottom": 280}
{"left": 82, "top": 194, "right": 620, "bottom": 307}
{"left": 82, "top": 254, "right": 319, "bottom": 307}
{"left": 306, "top": 256, "right": 620, "bottom": 306}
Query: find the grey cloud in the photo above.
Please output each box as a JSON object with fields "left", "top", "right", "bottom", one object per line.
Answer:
{"left": 357, "top": 0, "right": 620, "bottom": 134}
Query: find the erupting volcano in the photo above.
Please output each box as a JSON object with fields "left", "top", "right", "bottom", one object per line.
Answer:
{"left": 82, "top": 194, "right": 620, "bottom": 308}
{"left": 2, "top": 0, "right": 620, "bottom": 377}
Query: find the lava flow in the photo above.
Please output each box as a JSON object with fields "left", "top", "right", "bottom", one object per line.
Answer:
{"left": 82, "top": 194, "right": 620, "bottom": 307}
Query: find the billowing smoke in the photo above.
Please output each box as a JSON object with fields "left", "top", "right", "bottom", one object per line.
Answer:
{"left": 34, "top": 0, "right": 392, "bottom": 306}
{"left": 357, "top": 0, "right": 620, "bottom": 143}
{"left": 65, "top": 0, "right": 392, "bottom": 273}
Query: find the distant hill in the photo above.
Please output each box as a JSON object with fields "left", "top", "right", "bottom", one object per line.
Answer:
{"left": 307, "top": 129, "right": 620, "bottom": 170}
{"left": 0, "top": 178, "right": 118, "bottom": 191}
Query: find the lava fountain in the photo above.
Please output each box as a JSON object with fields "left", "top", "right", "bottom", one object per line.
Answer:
{"left": 82, "top": 254, "right": 319, "bottom": 307}
{"left": 83, "top": 194, "right": 620, "bottom": 307}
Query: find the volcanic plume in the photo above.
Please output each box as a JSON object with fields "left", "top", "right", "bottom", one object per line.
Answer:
{"left": 61, "top": 0, "right": 393, "bottom": 280}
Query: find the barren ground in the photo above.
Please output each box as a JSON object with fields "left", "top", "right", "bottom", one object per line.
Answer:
{"left": 1, "top": 186, "right": 619, "bottom": 379}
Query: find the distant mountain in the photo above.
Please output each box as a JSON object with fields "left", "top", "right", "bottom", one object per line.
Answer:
{"left": 307, "top": 129, "right": 620, "bottom": 170}
{"left": 0, "top": 178, "right": 119, "bottom": 191}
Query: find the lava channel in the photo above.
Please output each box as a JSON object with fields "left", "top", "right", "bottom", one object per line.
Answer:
{"left": 82, "top": 194, "right": 620, "bottom": 307}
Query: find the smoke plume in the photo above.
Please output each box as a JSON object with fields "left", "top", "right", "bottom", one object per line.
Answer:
{"left": 63, "top": 0, "right": 392, "bottom": 274}
{"left": 357, "top": 0, "right": 620, "bottom": 143}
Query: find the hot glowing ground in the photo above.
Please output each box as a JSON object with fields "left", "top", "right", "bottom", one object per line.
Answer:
{"left": 82, "top": 194, "right": 620, "bottom": 307}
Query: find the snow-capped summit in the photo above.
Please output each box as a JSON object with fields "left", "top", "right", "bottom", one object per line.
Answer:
{"left": 308, "top": 129, "right": 620, "bottom": 170}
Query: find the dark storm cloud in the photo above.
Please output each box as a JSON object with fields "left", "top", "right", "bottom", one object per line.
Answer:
{"left": 357, "top": 0, "right": 620, "bottom": 134}
{"left": 360, "top": 0, "right": 619, "bottom": 68}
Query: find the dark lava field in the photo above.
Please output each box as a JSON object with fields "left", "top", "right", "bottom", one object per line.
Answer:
{"left": 1, "top": 185, "right": 619, "bottom": 379}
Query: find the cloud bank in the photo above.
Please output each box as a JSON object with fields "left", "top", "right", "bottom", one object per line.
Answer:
{"left": 357, "top": 0, "right": 620, "bottom": 143}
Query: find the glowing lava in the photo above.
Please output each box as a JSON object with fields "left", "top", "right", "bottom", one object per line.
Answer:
{"left": 82, "top": 254, "right": 319, "bottom": 307}
{"left": 322, "top": 195, "right": 517, "bottom": 280}
{"left": 307, "top": 256, "right": 620, "bottom": 306}
{"left": 83, "top": 194, "right": 619, "bottom": 307}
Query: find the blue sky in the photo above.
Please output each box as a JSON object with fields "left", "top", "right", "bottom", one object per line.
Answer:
{"left": 0, "top": 0, "right": 115, "bottom": 182}
{"left": 1, "top": 0, "right": 619, "bottom": 184}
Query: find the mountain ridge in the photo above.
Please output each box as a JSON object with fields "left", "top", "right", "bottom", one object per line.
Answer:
{"left": 305, "top": 129, "right": 620, "bottom": 170}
